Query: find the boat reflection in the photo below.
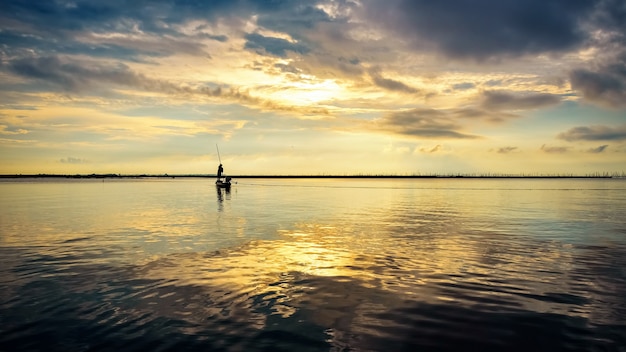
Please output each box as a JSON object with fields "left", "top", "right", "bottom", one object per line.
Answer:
{"left": 216, "top": 186, "right": 231, "bottom": 211}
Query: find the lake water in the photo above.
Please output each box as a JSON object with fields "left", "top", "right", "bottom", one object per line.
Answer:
{"left": 1, "top": 177, "right": 625, "bottom": 351}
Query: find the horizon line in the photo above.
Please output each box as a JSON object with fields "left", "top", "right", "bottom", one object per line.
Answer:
{"left": 1, "top": 173, "right": 624, "bottom": 179}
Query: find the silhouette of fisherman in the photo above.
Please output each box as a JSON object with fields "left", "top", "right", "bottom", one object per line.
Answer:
{"left": 217, "top": 164, "right": 223, "bottom": 179}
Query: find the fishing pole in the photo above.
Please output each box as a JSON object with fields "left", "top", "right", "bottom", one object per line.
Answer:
{"left": 216, "top": 144, "right": 222, "bottom": 164}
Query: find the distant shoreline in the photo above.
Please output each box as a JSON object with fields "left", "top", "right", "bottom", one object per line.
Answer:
{"left": 1, "top": 174, "right": 622, "bottom": 179}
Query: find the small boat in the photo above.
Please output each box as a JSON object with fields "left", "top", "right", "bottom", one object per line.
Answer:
{"left": 216, "top": 176, "right": 232, "bottom": 188}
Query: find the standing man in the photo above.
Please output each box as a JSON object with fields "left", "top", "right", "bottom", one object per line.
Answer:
{"left": 217, "top": 164, "right": 223, "bottom": 180}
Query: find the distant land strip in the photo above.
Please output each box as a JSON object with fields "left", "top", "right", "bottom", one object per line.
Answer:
{"left": 1, "top": 173, "right": 624, "bottom": 179}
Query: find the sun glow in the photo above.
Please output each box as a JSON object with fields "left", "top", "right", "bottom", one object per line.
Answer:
{"left": 269, "top": 79, "right": 342, "bottom": 106}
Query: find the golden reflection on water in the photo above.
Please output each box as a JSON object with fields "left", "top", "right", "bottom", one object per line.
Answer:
{"left": 136, "top": 214, "right": 594, "bottom": 338}
{"left": 141, "top": 224, "right": 358, "bottom": 293}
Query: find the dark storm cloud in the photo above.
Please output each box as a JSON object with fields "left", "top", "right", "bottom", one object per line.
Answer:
{"left": 375, "top": 108, "right": 479, "bottom": 139}
{"left": 361, "top": 0, "right": 596, "bottom": 61}
{"left": 557, "top": 125, "right": 626, "bottom": 141}
{"left": 244, "top": 33, "right": 310, "bottom": 58}
{"left": 481, "top": 91, "right": 562, "bottom": 110}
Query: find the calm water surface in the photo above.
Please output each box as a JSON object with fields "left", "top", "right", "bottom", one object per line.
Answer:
{"left": 1, "top": 178, "right": 625, "bottom": 351}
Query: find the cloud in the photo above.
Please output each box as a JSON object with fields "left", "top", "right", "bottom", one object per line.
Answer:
{"left": 369, "top": 70, "right": 419, "bottom": 94}
{"left": 566, "top": 0, "right": 626, "bottom": 109}
{"left": 361, "top": 0, "right": 596, "bottom": 61}
{"left": 244, "top": 33, "right": 310, "bottom": 58}
{"left": 2, "top": 0, "right": 623, "bottom": 69}
{"left": 0, "top": 28, "right": 207, "bottom": 62}
{"left": 497, "top": 146, "right": 518, "bottom": 154}
{"left": 374, "top": 108, "right": 479, "bottom": 139}
{"left": 541, "top": 144, "right": 569, "bottom": 153}
{"left": 0, "top": 0, "right": 248, "bottom": 37}
{"left": 587, "top": 145, "right": 609, "bottom": 153}
{"left": 254, "top": 1, "right": 332, "bottom": 33}
{"left": 557, "top": 125, "right": 626, "bottom": 141}
{"left": 3, "top": 55, "right": 329, "bottom": 116}
{"left": 370, "top": 104, "right": 522, "bottom": 140}
{"left": 569, "top": 54, "right": 626, "bottom": 109}
{"left": 0, "top": 125, "right": 28, "bottom": 135}
{"left": 452, "top": 82, "right": 475, "bottom": 91}
{"left": 60, "top": 157, "right": 88, "bottom": 164}
{"left": 0, "top": 0, "right": 325, "bottom": 62}
{"left": 448, "top": 108, "right": 518, "bottom": 123}
{"left": 481, "top": 91, "right": 562, "bottom": 110}
{"left": 428, "top": 145, "right": 442, "bottom": 153}
{"left": 0, "top": 137, "right": 36, "bottom": 145}
{"left": 5, "top": 56, "right": 155, "bottom": 92}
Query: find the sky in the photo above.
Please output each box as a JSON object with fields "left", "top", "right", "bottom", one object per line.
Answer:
{"left": 1, "top": 0, "right": 625, "bottom": 175}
